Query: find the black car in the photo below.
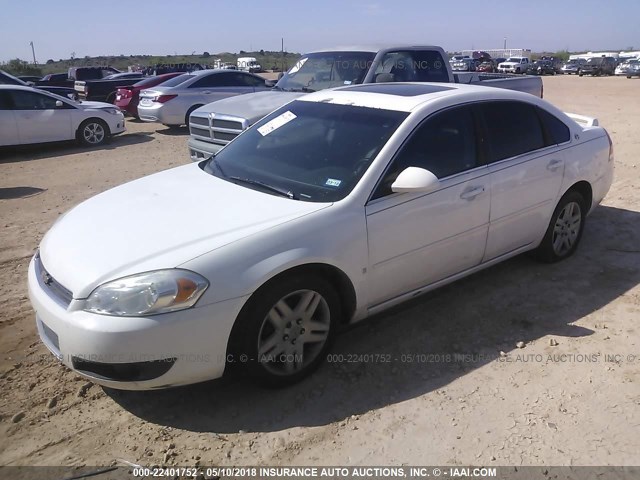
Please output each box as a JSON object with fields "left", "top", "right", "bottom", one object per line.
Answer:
{"left": 0, "top": 70, "right": 77, "bottom": 99}
{"left": 527, "top": 60, "right": 556, "bottom": 75}
{"left": 74, "top": 72, "right": 147, "bottom": 103}
{"left": 579, "top": 57, "right": 617, "bottom": 76}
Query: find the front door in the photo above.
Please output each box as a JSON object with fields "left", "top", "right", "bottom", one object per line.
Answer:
{"left": 365, "top": 105, "right": 490, "bottom": 307}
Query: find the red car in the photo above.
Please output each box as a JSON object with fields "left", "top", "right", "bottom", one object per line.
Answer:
{"left": 114, "top": 73, "right": 183, "bottom": 118}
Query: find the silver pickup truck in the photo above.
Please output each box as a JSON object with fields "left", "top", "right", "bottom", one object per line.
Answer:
{"left": 188, "top": 45, "right": 543, "bottom": 160}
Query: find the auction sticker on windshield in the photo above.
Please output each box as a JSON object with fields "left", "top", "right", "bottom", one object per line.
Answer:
{"left": 257, "top": 111, "right": 297, "bottom": 136}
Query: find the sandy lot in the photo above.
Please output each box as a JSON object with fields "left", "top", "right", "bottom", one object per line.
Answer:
{"left": 0, "top": 75, "right": 639, "bottom": 468}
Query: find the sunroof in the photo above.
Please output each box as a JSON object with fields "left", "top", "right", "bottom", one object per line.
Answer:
{"left": 335, "top": 83, "right": 454, "bottom": 97}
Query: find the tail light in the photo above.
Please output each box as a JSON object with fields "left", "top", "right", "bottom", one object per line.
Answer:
{"left": 154, "top": 95, "right": 177, "bottom": 103}
{"left": 605, "top": 130, "right": 614, "bottom": 162}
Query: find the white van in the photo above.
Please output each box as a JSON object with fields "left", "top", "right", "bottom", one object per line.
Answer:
{"left": 237, "top": 57, "right": 262, "bottom": 73}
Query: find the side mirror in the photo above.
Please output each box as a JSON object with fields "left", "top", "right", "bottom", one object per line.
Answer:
{"left": 55, "top": 100, "right": 63, "bottom": 107}
{"left": 391, "top": 167, "right": 440, "bottom": 194}
{"left": 264, "top": 79, "right": 276, "bottom": 87}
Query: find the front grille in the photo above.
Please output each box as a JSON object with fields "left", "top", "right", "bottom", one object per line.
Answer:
{"left": 189, "top": 113, "right": 249, "bottom": 145}
{"left": 190, "top": 126, "right": 210, "bottom": 138}
{"left": 35, "top": 253, "right": 73, "bottom": 307}
{"left": 213, "top": 118, "right": 243, "bottom": 130}
{"left": 190, "top": 116, "right": 209, "bottom": 126}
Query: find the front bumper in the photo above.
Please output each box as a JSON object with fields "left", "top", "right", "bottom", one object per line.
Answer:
{"left": 188, "top": 137, "right": 224, "bottom": 162}
{"left": 28, "top": 256, "right": 248, "bottom": 390}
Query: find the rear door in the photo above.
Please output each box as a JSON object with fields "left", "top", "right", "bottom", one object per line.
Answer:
{"left": 479, "top": 101, "right": 567, "bottom": 261}
{"left": 8, "top": 90, "right": 73, "bottom": 144}
{"left": 0, "top": 91, "right": 18, "bottom": 146}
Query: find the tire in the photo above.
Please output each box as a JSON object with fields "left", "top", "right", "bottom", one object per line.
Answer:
{"left": 533, "top": 191, "right": 586, "bottom": 263}
{"left": 231, "top": 274, "right": 340, "bottom": 387}
{"left": 185, "top": 105, "right": 203, "bottom": 127}
{"left": 77, "top": 118, "right": 110, "bottom": 147}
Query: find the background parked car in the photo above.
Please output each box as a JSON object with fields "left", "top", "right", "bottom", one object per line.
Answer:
{"left": 615, "top": 58, "right": 640, "bottom": 77}
{"left": 137, "top": 70, "right": 272, "bottom": 128}
{"left": 0, "top": 85, "right": 124, "bottom": 147}
{"left": 451, "top": 58, "right": 479, "bottom": 71}
{"left": 1, "top": 70, "right": 77, "bottom": 100}
{"left": 579, "top": 57, "right": 617, "bottom": 76}
{"left": 560, "top": 58, "right": 587, "bottom": 75}
{"left": 476, "top": 61, "right": 495, "bottom": 73}
{"left": 37, "top": 73, "right": 71, "bottom": 87}
{"left": 17, "top": 75, "right": 41, "bottom": 85}
{"left": 74, "top": 72, "right": 146, "bottom": 102}
{"left": 114, "top": 73, "right": 184, "bottom": 118}
{"left": 527, "top": 60, "right": 556, "bottom": 75}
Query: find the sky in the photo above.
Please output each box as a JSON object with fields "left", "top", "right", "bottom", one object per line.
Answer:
{"left": 1, "top": 0, "right": 638, "bottom": 63}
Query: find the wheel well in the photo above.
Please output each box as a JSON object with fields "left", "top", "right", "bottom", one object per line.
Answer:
{"left": 566, "top": 181, "right": 593, "bottom": 214}
{"left": 185, "top": 105, "right": 203, "bottom": 125}
{"left": 77, "top": 118, "right": 110, "bottom": 137}
{"left": 258, "top": 263, "right": 357, "bottom": 324}
{"left": 225, "top": 263, "right": 357, "bottom": 363}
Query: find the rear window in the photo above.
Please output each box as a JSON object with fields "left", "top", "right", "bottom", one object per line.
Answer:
{"left": 158, "top": 74, "right": 193, "bottom": 87}
{"left": 537, "top": 108, "right": 570, "bottom": 145}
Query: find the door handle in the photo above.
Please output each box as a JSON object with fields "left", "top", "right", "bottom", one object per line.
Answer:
{"left": 460, "top": 186, "right": 485, "bottom": 200}
{"left": 547, "top": 159, "right": 563, "bottom": 172}
{"left": 203, "top": 90, "right": 211, "bottom": 94}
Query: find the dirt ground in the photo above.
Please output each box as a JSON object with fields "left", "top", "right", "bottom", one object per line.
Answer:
{"left": 0, "top": 75, "right": 639, "bottom": 468}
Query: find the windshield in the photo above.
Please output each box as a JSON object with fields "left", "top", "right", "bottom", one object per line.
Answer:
{"left": 275, "top": 51, "right": 376, "bottom": 92}
{"left": 506, "top": 57, "right": 522, "bottom": 62}
{"left": 204, "top": 100, "right": 407, "bottom": 202}
{"left": 586, "top": 58, "right": 604, "bottom": 64}
{"left": 157, "top": 74, "right": 192, "bottom": 87}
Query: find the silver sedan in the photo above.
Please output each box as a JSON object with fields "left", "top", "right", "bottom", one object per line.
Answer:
{"left": 137, "top": 70, "right": 271, "bottom": 127}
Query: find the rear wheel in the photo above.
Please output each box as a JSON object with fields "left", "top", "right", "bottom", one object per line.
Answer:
{"left": 533, "top": 191, "right": 586, "bottom": 263}
{"left": 77, "top": 118, "right": 109, "bottom": 146}
{"left": 231, "top": 274, "right": 340, "bottom": 387}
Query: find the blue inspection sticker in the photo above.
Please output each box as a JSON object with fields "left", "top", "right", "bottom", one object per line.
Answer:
{"left": 325, "top": 178, "right": 342, "bottom": 187}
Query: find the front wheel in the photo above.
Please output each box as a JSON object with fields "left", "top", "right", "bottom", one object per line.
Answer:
{"left": 232, "top": 274, "right": 340, "bottom": 387}
{"left": 533, "top": 191, "right": 586, "bottom": 263}
{"left": 77, "top": 118, "right": 109, "bottom": 146}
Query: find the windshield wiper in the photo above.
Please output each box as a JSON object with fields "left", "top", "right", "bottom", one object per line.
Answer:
{"left": 228, "top": 176, "right": 297, "bottom": 199}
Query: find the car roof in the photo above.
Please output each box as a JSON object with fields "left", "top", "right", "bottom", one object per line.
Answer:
{"left": 297, "top": 82, "right": 542, "bottom": 113}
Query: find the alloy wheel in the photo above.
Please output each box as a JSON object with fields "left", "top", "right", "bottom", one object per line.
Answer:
{"left": 552, "top": 201, "right": 582, "bottom": 256}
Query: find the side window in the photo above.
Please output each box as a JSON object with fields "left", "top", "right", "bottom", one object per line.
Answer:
{"left": 537, "top": 108, "right": 570, "bottom": 145}
{"left": 479, "top": 101, "right": 545, "bottom": 162}
{"left": 0, "top": 91, "right": 12, "bottom": 110}
{"left": 190, "top": 74, "right": 221, "bottom": 88}
{"left": 239, "top": 74, "right": 266, "bottom": 87}
{"left": 371, "top": 106, "right": 478, "bottom": 199}
{"left": 9, "top": 90, "right": 59, "bottom": 110}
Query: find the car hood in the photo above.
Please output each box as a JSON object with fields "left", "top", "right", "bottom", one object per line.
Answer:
{"left": 39, "top": 163, "right": 331, "bottom": 297}
{"left": 191, "top": 91, "right": 305, "bottom": 124}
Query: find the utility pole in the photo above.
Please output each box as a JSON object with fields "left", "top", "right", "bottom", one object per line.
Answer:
{"left": 281, "top": 37, "right": 284, "bottom": 72}
{"left": 30, "top": 41, "right": 37, "bottom": 65}
{"left": 504, "top": 37, "right": 507, "bottom": 50}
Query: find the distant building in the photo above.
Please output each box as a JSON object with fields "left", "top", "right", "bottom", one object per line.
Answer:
{"left": 461, "top": 48, "right": 532, "bottom": 58}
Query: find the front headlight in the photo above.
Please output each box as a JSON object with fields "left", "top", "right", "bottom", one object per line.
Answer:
{"left": 83, "top": 269, "right": 209, "bottom": 316}
{"left": 102, "top": 107, "right": 121, "bottom": 115}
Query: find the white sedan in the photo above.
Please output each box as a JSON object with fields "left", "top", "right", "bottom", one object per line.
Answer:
{"left": 28, "top": 83, "right": 614, "bottom": 389}
{"left": 0, "top": 85, "right": 125, "bottom": 147}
